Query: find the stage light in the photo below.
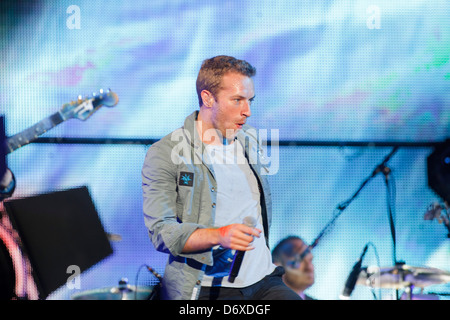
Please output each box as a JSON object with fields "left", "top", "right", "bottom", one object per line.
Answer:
{"left": 427, "top": 139, "right": 450, "bottom": 203}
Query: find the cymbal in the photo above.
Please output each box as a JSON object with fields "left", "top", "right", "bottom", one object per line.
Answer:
{"left": 357, "top": 264, "right": 450, "bottom": 289}
{"left": 71, "top": 284, "right": 156, "bottom": 300}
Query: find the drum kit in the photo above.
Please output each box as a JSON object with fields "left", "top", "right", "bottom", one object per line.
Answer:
{"left": 71, "top": 266, "right": 162, "bottom": 300}
{"left": 68, "top": 262, "right": 450, "bottom": 300}
{"left": 2, "top": 213, "right": 449, "bottom": 300}
{"left": 356, "top": 263, "right": 450, "bottom": 300}
{"left": 71, "top": 278, "right": 159, "bottom": 300}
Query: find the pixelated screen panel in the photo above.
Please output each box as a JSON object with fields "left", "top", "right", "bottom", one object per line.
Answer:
{"left": 1, "top": 1, "right": 449, "bottom": 300}
{"left": 1, "top": 1, "right": 449, "bottom": 141}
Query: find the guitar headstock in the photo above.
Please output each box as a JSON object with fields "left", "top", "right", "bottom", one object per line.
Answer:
{"left": 60, "top": 89, "right": 119, "bottom": 121}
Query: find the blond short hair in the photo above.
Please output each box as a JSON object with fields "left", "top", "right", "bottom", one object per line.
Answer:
{"left": 196, "top": 55, "right": 256, "bottom": 107}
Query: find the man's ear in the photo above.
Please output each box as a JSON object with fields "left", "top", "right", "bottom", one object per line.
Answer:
{"left": 201, "top": 90, "right": 214, "bottom": 108}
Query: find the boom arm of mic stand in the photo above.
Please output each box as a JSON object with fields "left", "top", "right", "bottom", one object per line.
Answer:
{"left": 310, "top": 147, "right": 399, "bottom": 249}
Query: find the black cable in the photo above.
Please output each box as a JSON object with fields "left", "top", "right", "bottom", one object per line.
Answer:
{"left": 366, "top": 242, "right": 381, "bottom": 300}
{"left": 134, "top": 264, "right": 148, "bottom": 301}
{"left": 383, "top": 167, "right": 397, "bottom": 265}
{"left": 134, "top": 264, "right": 162, "bottom": 300}
{"left": 385, "top": 169, "right": 405, "bottom": 300}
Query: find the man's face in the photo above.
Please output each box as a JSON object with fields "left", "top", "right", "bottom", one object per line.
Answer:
{"left": 209, "top": 72, "right": 255, "bottom": 140}
{"left": 282, "top": 239, "right": 315, "bottom": 292}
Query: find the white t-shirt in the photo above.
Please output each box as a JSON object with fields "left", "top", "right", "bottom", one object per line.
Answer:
{"left": 202, "top": 140, "right": 276, "bottom": 288}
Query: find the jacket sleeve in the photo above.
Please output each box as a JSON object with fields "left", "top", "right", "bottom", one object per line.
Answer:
{"left": 142, "top": 143, "right": 204, "bottom": 257}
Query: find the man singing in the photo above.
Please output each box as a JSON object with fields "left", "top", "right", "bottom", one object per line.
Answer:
{"left": 142, "top": 55, "right": 301, "bottom": 300}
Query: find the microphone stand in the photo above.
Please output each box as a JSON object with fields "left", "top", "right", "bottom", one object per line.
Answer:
{"left": 311, "top": 147, "right": 399, "bottom": 249}
{"left": 310, "top": 147, "right": 402, "bottom": 297}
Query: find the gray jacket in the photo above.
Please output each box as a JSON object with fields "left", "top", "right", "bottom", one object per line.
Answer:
{"left": 142, "top": 111, "right": 272, "bottom": 300}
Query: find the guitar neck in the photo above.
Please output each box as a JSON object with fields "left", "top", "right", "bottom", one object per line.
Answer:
{"left": 6, "top": 112, "right": 65, "bottom": 154}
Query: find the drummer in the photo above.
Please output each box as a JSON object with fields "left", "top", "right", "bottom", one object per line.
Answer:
{"left": 272, "top": 236, "right": 316, "bottom": 300}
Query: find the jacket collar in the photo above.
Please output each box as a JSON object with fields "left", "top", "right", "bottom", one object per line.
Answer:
{"left": 183, "top": 110, "right": 255, "bottom": 148}
{"left": 182, "top": 110, "right": 263, "bottom": 172}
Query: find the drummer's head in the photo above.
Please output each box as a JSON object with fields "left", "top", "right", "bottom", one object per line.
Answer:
{"left": 272, "top": 236, "right": 315, "bottom": 294}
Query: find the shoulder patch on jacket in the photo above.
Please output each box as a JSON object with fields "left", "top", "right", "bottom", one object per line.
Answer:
{"left": 179, "top": 172, "right": 194, "bottom": 187}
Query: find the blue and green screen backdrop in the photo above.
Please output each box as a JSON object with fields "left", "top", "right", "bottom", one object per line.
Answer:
{"left": 1, "top": 1, "right": 449, "bottom": 300}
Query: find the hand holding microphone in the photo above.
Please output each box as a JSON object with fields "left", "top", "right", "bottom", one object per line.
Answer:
{"left": 224, "top": 216, "right": 258, "bottom": 283}
{"left": 218, "top": 216, "right": 260, "bottom": 251}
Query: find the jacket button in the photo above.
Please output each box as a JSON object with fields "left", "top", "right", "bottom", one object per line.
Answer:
{"left": 211, "top": 187, "right": 215, "bottom": 192}
{"left": 212, "top": 203, "right": 216, "bottom": 208}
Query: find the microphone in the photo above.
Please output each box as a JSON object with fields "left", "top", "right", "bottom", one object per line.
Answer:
{"left": 339, "top": 244, "right": 369, "bottom": 300}
{"left": 228, "top": 216, "right": 257, "bottom": 283}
